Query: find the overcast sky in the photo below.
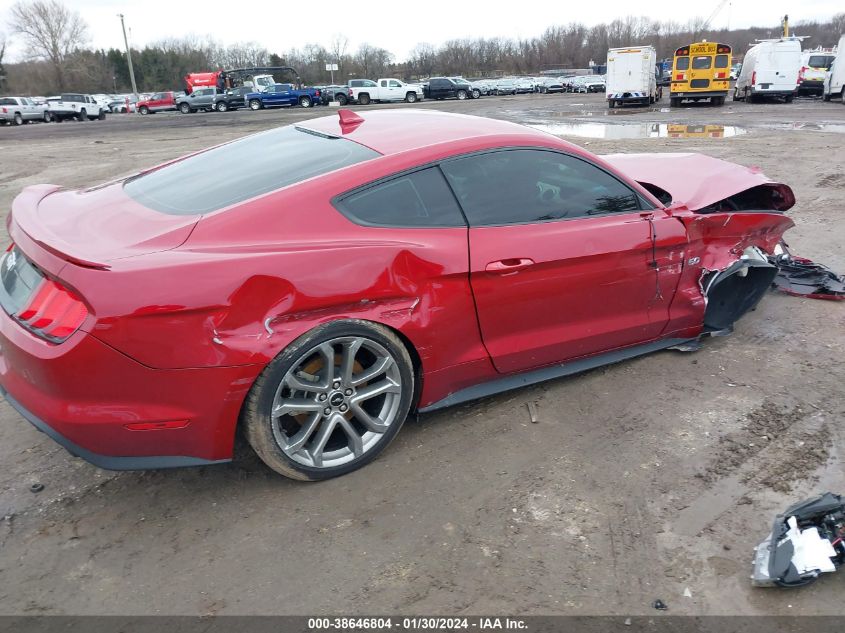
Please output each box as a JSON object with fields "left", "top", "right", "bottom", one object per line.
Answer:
{"left": 1, "top": 0, "right": 842, "bottom": 63}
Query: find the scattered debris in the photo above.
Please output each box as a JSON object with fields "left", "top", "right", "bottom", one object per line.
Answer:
{"left": 683, "top": 587, "right": 693, "bottom": 598}
{"left": 29, "top": 483, "right": 44, "bottom": 493}
{"left": 752, "top": 492, "right": 845, "bottom": 587}
{"left": 526, "top": 402, "right": 539, "bottom": 424}
{"left": 652, "top": 599, "right": 668, "bottom": 610}
{"left": 771, "top": 251, "right": 845, "bottom": 300}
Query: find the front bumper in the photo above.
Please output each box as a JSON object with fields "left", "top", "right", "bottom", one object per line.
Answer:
{"left": 0, "top": 309, "right": 258, "bottom": 469}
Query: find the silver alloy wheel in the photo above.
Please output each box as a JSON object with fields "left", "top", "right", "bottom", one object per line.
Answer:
{"left": 271, "top": 336, "right": 402, "bottom": 469}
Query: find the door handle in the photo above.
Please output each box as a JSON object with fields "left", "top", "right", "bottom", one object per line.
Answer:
{"left": 485, "top": 258, "right": 535, "bottom": 273}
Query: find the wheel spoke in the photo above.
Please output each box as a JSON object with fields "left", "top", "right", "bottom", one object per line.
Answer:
{"left": 308, "top": 414, "right": 339, "bottom": 468}
{"left": 283, "top": 412, "right": 322, "bottom": 453}
{"left": 272, "top": 398, "right": 322, "bottom": 418}
{"left": 285, "top": 371, "right": 330, "bottom": 394}
{"left": 337, "top": 418, "right": 364, "bottom": 457}
{"left": 352, "top": 378, "right": 401, "bottom": 403}
{"left": 351, "top": 356, "right": 393, "bottom": 386}
{"left": 340, "top": 339, "right": 363, "bottom": 384}
{"left": 350, "top": 402, "right": 389, "bottom": 433}
{"left": 317, "top": 343, "right": 336, "bottom": 388}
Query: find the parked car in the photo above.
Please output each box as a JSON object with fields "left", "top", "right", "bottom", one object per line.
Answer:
{"left": 493, "top": 78, "right": 518, "bottom": 95}
{"left": 0, "top": 109, "right": 797, "bottom": 480}
{"left": 137, "top": 92, "right": 178, "bottom": 114}
{"left": 538, "top": 77, "right": 564, "bottom": 93}
{"left": 730, "top": 63, "right": 742, "bottom": 80}
{"left": 576, "top": 76, "right": 606, "bottom": 93}
{"left": 423, "top": 77, "right": 478, "bottom": 100}
{"left": 316, "top": 85, "right": 350, "bottom": 105}
{"left": 247, "top": 83, "right": 322, "bottom": 109}
{"left": 798, "top": 49, "right": 836, "bottom": 95}
{"left": 47, "top": 94, "right": 107, "bottom": 121}
{"left": 822, "top": 35, "right": 845, "bottom": 103}
{"left": 514, "top": 78, "right": 536, "bottom": 93}
{"left": 177, "top": 87, "right": 225, "bottom": 113}
{"left": 217, "top": 86, "right": 253, "bottom": 111}
{"left": 733, "top": 38, "right": 802, "bottom": 102}
{"left": 347, "top": 78, "right": 423, "bottom": 104}
{"left": 0, "top": 96, "right": 52, "bottom": 125}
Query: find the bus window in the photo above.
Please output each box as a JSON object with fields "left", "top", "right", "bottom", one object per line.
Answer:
{"left": 676, "top": 56, "right": 690, "bottom": 70}
{"left": 715, "top": 54, "right": 729, "bottom": 68}
{"left": 692, "top": 56, "right": 712, "bottom": 69}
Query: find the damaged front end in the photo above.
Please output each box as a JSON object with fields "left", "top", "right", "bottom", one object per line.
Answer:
{"left": 701, "top": 247, "right": 779, "bottom": 335}
{"left": 752, "top": 492, "right": 845, "bottom": 587}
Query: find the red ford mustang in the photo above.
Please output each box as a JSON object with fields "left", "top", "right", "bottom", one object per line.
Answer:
{"left": 0, "top": 109, "right": 795, "bottom": 480}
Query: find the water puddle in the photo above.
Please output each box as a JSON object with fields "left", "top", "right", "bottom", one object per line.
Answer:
{"left": 528, "top": 121, "right": 748, "bottom": 139}
{"left": 758, "top": 122, "right": 845, "bottom": 134}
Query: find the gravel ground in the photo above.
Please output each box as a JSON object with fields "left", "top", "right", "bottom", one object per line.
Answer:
{"left": 0, "top": 92, "right": 843, "bottom": 616}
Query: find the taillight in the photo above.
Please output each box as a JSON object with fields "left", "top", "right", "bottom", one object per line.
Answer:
{"left": 798, "top": 66, "right": 806, "bottom": 82}
{"left": 316, "top": 90, "right": 321, "bottom": 96}
{"left": 14, "top": 278, "right": 88, "bottom": 342}
{"left": 1, "top": 107, "right": 6, "bottom": 114}
{"left": 751, "top": 71, "right": 756, "bottom": 86}
{"left": 348, "top": 88, "right": 353, "bottom": 97}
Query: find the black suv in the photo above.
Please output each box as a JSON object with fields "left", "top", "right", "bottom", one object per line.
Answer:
{"left": 218, "top": 86, "right": 253, "bottom": 111}
{"left": 422, "top": 77, "right": 480, "bottom": 100}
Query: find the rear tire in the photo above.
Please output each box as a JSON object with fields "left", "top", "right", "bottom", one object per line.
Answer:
{"left": 13, "top": 112, "right": 23, "bottom": 126}
{"left": 299, "top": 96, "right": 312, "bottom": 108}
{"left": 98, "top": 110, "right": 106, "bottom": 120}
{"left": 336, "top": 93, "right": 348, "bottom": 106}
{"left": 77, "top": 108, "right": 87, "bottom": 121}
{"left": 784, "top": 94, "right": 794, "bottom": 103}
{"left": 216, "top": 101, "right": 228, "bottom": 112}
{"left": 242, "top": 320, "right": 414, "bottom": 481}
{"left": 358, "top": 93, "right": 371, "bottom": 105}
{"left": 42, "top": 111, "right": 52, "bottom": 123}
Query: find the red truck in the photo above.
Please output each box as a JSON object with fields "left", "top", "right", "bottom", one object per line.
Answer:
{"left": 136, "top": 91, "right": 179, "bottom": 115}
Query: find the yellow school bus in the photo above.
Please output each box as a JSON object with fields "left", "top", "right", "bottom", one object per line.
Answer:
{"left": 670, "top": 41, "right": 732, "bottom": 106}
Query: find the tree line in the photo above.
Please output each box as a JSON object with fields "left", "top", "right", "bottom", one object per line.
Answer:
{"left": 2, "top": 0, "right": 844, "bottom": 95}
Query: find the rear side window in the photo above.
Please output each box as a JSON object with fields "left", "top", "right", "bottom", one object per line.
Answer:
{"left": 124, "top": 126, "right": 379, "bottom": 215}
{"left": 336, "top": 167, "right": 465, "bottom": 228}
{"left": 0, "top": 98, "right": 15, "bottom": 105}
{"left": 715, "top": 54, "right": 729, "bottom": 68}
{"left": 692, "top": 56, "right": 712, "bottom": 69}
{"left": 676, "top": 56, "right": 690, "bottom": 70}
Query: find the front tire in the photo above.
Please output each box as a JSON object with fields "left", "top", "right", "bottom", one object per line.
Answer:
{"left": 405, "top": 92, "right": 418, "bottom": 103}
{"left": 179, "top": 103, "right": 191, "bottom": 114}
{"left": 243, "top": 320, "right": 414, "bottom": 481}
{"left": 139, "top": 105, "right": 149, "bottom": 115}
{"left": 471, "top": 89, "right": 481, "bottom": 99}
{"left": 456, "top": 89, "right": 468, "bottom": 100}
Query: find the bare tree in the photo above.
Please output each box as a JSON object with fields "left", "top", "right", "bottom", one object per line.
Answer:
{"left": 330, "top": 33, "right": 349, "bottom": 74}
{"left": 0, "top": 31, "right": 7, "bottom": 90}
{"left": 8, "top": 0, "right": 88, "bottom": 90}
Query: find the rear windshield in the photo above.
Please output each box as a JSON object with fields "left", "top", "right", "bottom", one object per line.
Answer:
{"left": 692, "top": 56, "right": 712, "bottom": 69}
{"left": 123, "top": 126, "right": 379, "bottom": 215}
{"left": 807, "top": 55, "right": 835, "bottom": 69}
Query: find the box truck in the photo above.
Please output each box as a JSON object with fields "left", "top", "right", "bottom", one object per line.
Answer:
{"left": 606, "top": 46, "right": 661, "bottom": 108}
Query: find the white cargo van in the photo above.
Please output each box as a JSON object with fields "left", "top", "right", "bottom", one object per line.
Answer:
{"left": 822, "top": 35, "right": 845, "bottom": 103}
{"left": 733, "top": 38, "right": 803, "bottom": 102}
{"left": 606, "top": 46, "right": 660, "bottom": 107}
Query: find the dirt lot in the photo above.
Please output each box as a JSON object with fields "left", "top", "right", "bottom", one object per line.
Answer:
{"left": 0, "top": 93, "right": 843, "bottom": 616}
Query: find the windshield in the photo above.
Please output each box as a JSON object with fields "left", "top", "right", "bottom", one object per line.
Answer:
{"left": 124, "top": 126, "right": 380, "bottom": 215}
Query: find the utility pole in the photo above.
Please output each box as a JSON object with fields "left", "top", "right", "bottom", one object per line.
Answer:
{"left": 118, "top": 14, "right": 138, "bottom": 96}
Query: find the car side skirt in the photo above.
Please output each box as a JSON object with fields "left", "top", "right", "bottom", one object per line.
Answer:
{"left": 1, "top": 386, "right": 232, "bottom": 471}
{"left": 419, "top": 337, "right": 694, "bottom": 413}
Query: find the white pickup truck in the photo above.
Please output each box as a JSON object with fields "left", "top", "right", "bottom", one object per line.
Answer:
{"left": 47, "top": 93, "right": 107, "bottom": 122}
{"left": 347, "top": 78, "right": 424, "bottom": 105}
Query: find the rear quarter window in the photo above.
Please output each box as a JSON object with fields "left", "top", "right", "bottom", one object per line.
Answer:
{"left": 676, "top": 56, "right": 690, "bottom": 70}
{"left": 335, "top": 167, "right": 465, "bottom": 228}
{"left": 123, "top": 126, "right": 380, "bottom": 215}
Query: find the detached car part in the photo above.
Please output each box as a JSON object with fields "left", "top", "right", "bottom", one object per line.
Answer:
{"left": 752, "top": 492, "right": 845, "bottom": 587}
{"left": 770, "top": 248, "right": 845, "bottom": 300}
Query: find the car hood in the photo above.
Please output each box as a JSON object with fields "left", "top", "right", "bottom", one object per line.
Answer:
{"left": 602, "top": 152, "right": 794, "bottom": 212}
{"left": 10, "top": 183, "right": 200, "bottom": 269}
